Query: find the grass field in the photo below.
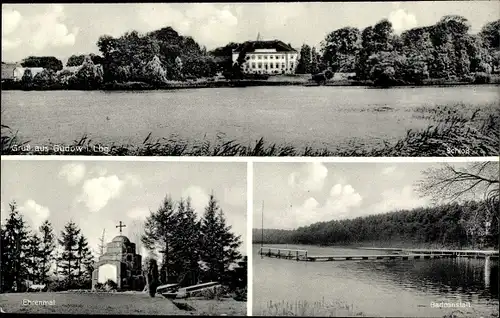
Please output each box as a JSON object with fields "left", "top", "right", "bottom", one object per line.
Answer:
{"left": 0, "top": 292, "right": 246, "bottom": 315}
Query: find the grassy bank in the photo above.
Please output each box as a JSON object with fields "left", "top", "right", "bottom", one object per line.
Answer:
{"left": 0, "top": 291, "right": 245, "bottom": 315}
{"left": 2, "top": 74, "right": 499, "bottom": 91}
{"left": 258, "top": 298, "right": 365, "bottom": 316}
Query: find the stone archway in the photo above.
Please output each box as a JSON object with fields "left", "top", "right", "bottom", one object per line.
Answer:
{"left": 98, "top": 264, "right": 117, "bottom": 284}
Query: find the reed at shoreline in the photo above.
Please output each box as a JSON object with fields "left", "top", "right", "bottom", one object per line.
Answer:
{"left": 1, "top": 102, "right": 498, "bottom": 156}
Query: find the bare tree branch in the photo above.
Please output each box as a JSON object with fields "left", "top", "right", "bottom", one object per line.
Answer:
{"left": 416, "top": 162, "right": 499, "bottom": 204}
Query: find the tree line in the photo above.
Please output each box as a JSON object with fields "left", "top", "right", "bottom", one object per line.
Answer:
{"left": 0, "top": 193, "right": 244, "bottom": 294}
{"left": 141, "top": 193, "right": 243, "bottom": 289}
{"left": 5, "top": 15, "right": 499, "bottom": 89}
{"left": 314, "top": 16, "right": 500, "bottom": 85}
{"left": 253, "top": 200, "right": 499, "bottom": 249}
{"left": 0, "top": 201, "right": 94, "bottom": 292}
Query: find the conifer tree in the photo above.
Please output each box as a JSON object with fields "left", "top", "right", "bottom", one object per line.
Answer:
{"left": 142, "top": 195, "right": 178, "bottom": 284}
{"left": 39, "top": 220, "right": 56, "bottom": 284}
{"left": 57, "top": 221, "right": 81, "bottom": 287}
{"left": 26, "top": 233, "right": 42, "bottom": 283}
{"left": 170, "top": 198, "right": 201, "bottom": 286}
{"left": 76, "top": 235, "right": 94, "bottom": 286}
{"left": 0, "top": 201, "right": 31, "bottom": 291}
{"left": 200, "top": 194, "right": 242, "bottom": 282}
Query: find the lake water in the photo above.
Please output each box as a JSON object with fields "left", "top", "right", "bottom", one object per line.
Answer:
{"left": 253, "top": 244, "right": 499, "bottom": 317}
{"left": 1, "top": 85, "right": 498, "bottom": 150}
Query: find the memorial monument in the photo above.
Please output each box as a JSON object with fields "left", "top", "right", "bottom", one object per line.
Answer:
{"left": 91, "top": 221, "right": 145, "bottom": 290}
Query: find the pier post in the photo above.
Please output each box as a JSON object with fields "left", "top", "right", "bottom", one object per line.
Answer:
{"left": 296, "top": 250, "right": 299, "bottom": 261}
{"left": 278, "top": 249, "right": 280, "bottom": 258}
{"left": 484, "top": 256, "right": 491, "bottom": 289}
{"left": 305, "top": 251, "right": 308, "bottom": 260}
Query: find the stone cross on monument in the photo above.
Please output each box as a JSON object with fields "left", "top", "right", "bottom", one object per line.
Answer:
{"left": 116, "top": 221, "right": 126, "bottom": 235}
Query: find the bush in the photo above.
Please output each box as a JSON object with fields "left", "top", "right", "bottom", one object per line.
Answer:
{"left": 474, "top": 72, "right": 491, "bottom": 84}
{"left": 104, "top": 279, "right": 117, "bottom": 291}
{"left": 199, "top": 285, "right": 225, "bottom": 300}
{"left": 233, "top": 287, "right": 247, "bottom": 301}
{"left": 460, "top": 74, "right": 474, "bottom": 83}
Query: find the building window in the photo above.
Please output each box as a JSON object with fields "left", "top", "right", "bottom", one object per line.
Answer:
{"left": 281, "top": 63, "right": 285, "bottom": 69}
{"left": 270, "top": 63, "right": 273, "bottom": 69}
{"left": 282, "top": 55, "right": 285, "bottom": 59}
{"left": 264, "top": 63, "right": 268, "bottom": 69}
{"left": 290, "top": 62, "right": 294, "bottom": 69}
{"left": 251, "top": 55, "right": 255, "bottom": 60}
{"left": 258, "top": 62, "right": 262, "bottom": 69}
{"left": 258, "top": 56, "right": 262, "bottom": 60}
{"left": 275, "top": 62, "right": 279, "bottom": 68}
{"left": 251, "top": 62, "right": 256, "bottom": 68}
{"left": 270, "top": 55, "right": 274, "bottom": 59}
{"left": 264, "top": 55, "right": 268, "bottom": 59}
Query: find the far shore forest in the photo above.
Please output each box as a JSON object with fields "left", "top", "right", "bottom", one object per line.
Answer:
{"left": 253, "top": 200, "right": 499, "bottom": 250}
{"left": 254, "top": 163, "right": 499, "bottom": 251}
{"left": 0, "top": 193, "right": 247, "bottom": 300}
{"left": 2, "top": 15, "right": 500, "bottom": 90}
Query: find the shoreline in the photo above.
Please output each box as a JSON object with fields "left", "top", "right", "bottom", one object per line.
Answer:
{"left": 253, "top": 242, "right": 500, "bottom": 252}
{"left": 2, "top": 79, "right": 499, "bottom": 91}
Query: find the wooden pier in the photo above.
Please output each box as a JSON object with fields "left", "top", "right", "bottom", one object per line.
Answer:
{"left": 259, "top": 247, "right": 499, "bottom": 262}
{"left": 259, "top": 247, "right": 308, "bottom": 261}
{"left": 358, "top": 247, "right": 499, "bottom": 260}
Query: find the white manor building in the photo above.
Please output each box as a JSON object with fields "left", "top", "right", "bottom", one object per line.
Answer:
{"left": 232, "top": 40, "right": 299, "bottom": 75}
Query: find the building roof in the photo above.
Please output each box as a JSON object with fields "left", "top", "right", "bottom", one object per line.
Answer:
{"left": 1, "top": 63, "right": 16, "bottom": 80}
{"left": 233, "top": 40, "right": 297, "bottom": 53}
{"left": 111, "top": 235, "right": 130, "bottom": 244}
{"left": 62, "top": 66, "right": 82, "bottom": 73}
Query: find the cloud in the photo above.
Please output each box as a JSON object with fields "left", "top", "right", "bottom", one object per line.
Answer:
{"left": 138, "top": 4, "right": 239, "bottom": 48}
{"left": 389, "top": 8, "right": 418, "bottom": 34}
{"left": 2, "top": 8, "right": 23, "bottom": 51}
{"left": 182, "top": 186, "right": 210, "bottom": 214}
{"left": 127, "top": 207, "right": 150, "bottom": 220}
{"left": 59, "top": 163, "right": 86, "bottom": 186}
{"left": 89, "top": 166, "right": 108, "bottom": 177}
{"left": 280, "top": 183, "right": 363, "bottom": 229}
{"left": 2, "top": 8, "right": 22, "bottom": 36}
{"left": 2, "top": 5, "right": 78, "bottom": 55}
{"left": 30, "top": 5, "right": 79, "bottom": 50}
{"left": 288, "top": 162, "right": 328, "bottom": 192}
{"left": 324, "top": 184, "right": 363, "bottom": 216}
{"left": 77, "top": 175, "right": 125, "bottom": 212}
{"left": 381, "top": 166, "right": 397, "bottom": 175}
{"left": 371, "top": 185, "right": 429, "bottom": 214}
{"left": 138, "top": 4, "right": 191, "bottom": 34}
{"left": 19, "top": 199, "right": 50, "bottom": 229}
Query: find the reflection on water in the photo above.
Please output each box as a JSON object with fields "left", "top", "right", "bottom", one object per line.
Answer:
{"left": 253, "top": 245, "right": 499, "bottom": 317}
{"left": 2, "top": 85, "right": 498, "bottom": 149}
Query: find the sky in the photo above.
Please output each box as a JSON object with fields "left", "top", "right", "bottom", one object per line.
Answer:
{"left": 0, "top": 160, "right": 247, "bottom": 257}
{"left": 2, "top": 2, "right": 499, "bottom": 63}
{"left": 253, "top": 161, "right": 480, "bottom": 230}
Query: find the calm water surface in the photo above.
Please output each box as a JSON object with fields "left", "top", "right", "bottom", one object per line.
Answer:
{"left": 1, "top": 85, "right": 498, "bottom": 149}
{"left": 253, "top": 244, "right": 499, "bottom": 317}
